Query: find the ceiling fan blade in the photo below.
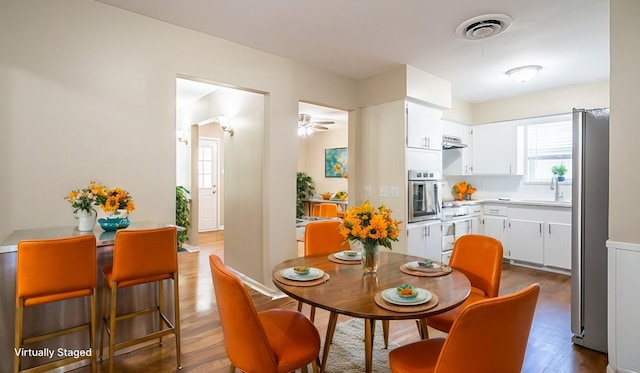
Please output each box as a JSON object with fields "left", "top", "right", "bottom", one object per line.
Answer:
{"left": 312, "top": 120, "right": 335, "bottom": 125}
{"left": 311, "top": 125, "right": 329, "bottom": 131}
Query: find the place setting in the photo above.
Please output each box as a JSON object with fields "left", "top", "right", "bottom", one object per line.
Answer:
{"left": 374, "top": 283, "right": 439, "bottom": 313}
{"left": 329, "top": 250, "right": 362, "bottom": 265}
{"left": 274, "top": 265, "right": 330, "bottom": 286}
{"left": 400, "top": 258, "right": 452, "bottom": 277}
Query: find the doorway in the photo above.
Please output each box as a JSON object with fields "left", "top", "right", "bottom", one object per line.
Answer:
{"left": 198, "top": 137, "right": 220, "bottom": 231}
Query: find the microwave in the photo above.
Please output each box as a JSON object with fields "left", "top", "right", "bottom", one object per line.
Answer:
{"left": 408, "top": 170, "right": 442, "bottom": 223}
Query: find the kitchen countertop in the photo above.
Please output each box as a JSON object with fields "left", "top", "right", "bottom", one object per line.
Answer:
{"left": 0, "top": 221, "right": 182, "bottom": 254}
{"left": 443, "top": 199, "right": 572, "bottom": 208}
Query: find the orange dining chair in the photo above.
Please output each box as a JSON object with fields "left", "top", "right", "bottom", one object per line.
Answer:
{"left": 389, "top": 283, "right": 540, "bottom": 373}
{"left": 100, "top": 227, "right": 181, "bottom": 373}
{"left": 298, "top": 220, "right": 345, "bottom": 321}
{"left": 425, "top": 234, "right": 503, "bottom": 336}
{"left": 14, "top": 235, "right": 97, "bottom": 373}
{"left": 209, "top": 255, "right": 320, "bottom": 373}
{"left": 312, "top": 204, "right": 321, "bottom": 217}
{"left": 319, "top": 203, "right": 338, "bottom": 217}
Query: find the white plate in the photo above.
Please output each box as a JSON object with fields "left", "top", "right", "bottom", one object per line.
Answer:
{"left": 381, "top": 288, "right": 432, "bottom": 306}
{"left": 280, "top": 267, "right": 325, "bottom": 281}
{"left": 406, "top": 261, "right": 443, "bottom": 272}
{"left": 334, "top": 251, "right": 362, "bottom": 261}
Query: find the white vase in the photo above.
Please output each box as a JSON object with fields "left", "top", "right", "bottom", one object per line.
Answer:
{"left": 76, "top": 210, "right": 97, "bottom": 232}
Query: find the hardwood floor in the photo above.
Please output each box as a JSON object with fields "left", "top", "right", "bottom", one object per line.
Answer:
{"left": 75, "top": 230, "right": 607, "bottom": 372}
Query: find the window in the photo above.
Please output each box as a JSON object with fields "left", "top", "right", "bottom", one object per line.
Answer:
{"left": 524, "top": 116, "right": 572, "bottom": 182}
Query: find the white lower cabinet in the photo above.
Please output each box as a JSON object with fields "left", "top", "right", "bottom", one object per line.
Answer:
{"left": 406, "top": 221, "right": 442, "bottom": 261}
{"left": 482, "top": 204, "right": 571, "bottom": 270}
{"left": 482, "top": 205, "right": 509, "bottom": 257}
{"left": 544, "top": 222, "right": 571, "bottom": 269}
{"left": 508, "top": 218, "right": 544, "bottom": 264}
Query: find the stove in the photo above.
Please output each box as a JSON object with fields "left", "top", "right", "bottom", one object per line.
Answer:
{"left": 439, "top": 202, "right": 482, "bottom": 264}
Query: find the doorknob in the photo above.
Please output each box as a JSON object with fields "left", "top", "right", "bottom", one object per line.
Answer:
{"left": 212, "top": 185, "right": 217, "bottom": 194}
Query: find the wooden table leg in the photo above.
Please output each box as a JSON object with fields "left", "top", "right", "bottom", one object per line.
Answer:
{"left": 418, "top": 318, "right": 429, "bottom": 339}
{"left": 319, "top": 312, "right": 339, "bottom": 373}
{"left": 364, "top": 319, "right": 373, "bottom": 373}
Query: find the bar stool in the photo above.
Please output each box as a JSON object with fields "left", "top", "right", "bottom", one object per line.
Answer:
{"left": 14, "top": 235, "right": 97, "bottom": 373}
{"left": 319, "top": 203, "right": 338, "bottom": 217}
{"left": 311, "top": 204, "right": 321, "bottom": 217}
{"left": 99, "top": 227, "right": 181, "bottom": 373}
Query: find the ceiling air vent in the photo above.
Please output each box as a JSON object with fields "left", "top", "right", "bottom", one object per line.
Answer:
{"left": 456, "top": 14, "right": 513, "bottom": 40}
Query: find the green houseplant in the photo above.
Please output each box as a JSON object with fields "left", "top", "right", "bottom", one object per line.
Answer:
{"left": 176, "top": 186, "right": 191, "bottom": 249}
{"left": 296, "top": 172, "right": 315, "bottom": 218}
{"left": 552, "top": 165, "right": 568, "bottom": 181}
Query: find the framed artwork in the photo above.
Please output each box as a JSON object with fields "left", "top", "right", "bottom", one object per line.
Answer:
{"left": 325, "top": 147, "right": 348, "bottom": 178}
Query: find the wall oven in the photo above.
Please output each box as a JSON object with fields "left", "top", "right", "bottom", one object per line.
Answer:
{"left": 408, "top": 170, "right": 442, "bottom": 223}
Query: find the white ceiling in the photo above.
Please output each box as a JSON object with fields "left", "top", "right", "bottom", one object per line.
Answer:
{"left": 99, "top": 0, "right": 608, "bottom": 105}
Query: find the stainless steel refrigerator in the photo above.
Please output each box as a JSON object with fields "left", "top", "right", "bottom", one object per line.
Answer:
{"left": 571, "top": 108, "right": 609, "bottom": 353}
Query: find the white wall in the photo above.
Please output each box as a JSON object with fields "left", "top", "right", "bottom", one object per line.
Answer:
{"left": 471, "top": 81, "right": 610, "bottom": 124}
{"left": 298, "top": 127, "right": 349, "bottom": 197}
{"left": 0, "top": 0, "right": 358, "bottom": 285}
{"left": 610, "top": 0, "right": 640, "bottom": 245}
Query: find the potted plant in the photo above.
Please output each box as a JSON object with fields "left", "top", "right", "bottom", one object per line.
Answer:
{"left": 176, "top": 186, "right": 191, "bottom": 249}
{"left": 552, "top": 165, "right": 568, "bottom": 181}
{"left": 296, "top": 172, "right": 315, "bottom": 218}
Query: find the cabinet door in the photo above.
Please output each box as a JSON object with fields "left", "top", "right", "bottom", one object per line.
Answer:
{"left": 454, "top": 219, "right": 471, "bottom": 239}
{"left": 469, "top": 216, "right": 482, "bottom": 234}
{"left": 509, "top": 219, "right": 544, "bottom": 264}
{"left": 425, "top": 222, "right": 442, "bottom": 262}
{"left": 407, "top": 223, "right": 427, "bottom": 257}
{"left": 483, "top": 216, "right": 509, "bottom": 256}
{"left": 544, "top": 222, "right": 571, "bottom": 269}
{"left": 406, "top": 101, "right": 442, "bottom": 150}
{"left": 472, "top": 122, "right": 523, "bottom": 174}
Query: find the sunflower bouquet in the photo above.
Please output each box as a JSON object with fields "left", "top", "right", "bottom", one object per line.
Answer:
{"left": 338, "top": 200, "right": 401, "bottom": 250}
{"left": 94, "top": 186, "right": 136, "bottom": 217}
{"left": 453, "top": 181, "right": 476, "bottom": 200}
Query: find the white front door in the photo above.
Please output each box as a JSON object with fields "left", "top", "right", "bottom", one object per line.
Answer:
{"left": 199, "top": 138, "right": 219, "bottom": 231}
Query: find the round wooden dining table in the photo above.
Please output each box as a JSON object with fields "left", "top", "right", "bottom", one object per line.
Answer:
{"left": 272, "top": 251, "right": 471, "bottom": 373}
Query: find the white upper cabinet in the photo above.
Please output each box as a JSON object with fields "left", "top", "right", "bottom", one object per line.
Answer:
{"left": 472, "top": 122, "right": 524, "bottom": 175}
{"left": 442, "top": 120, "right": 473, "bottom": 175}
{"left": 406, "top": 101, "right": 443, "bottom": 151}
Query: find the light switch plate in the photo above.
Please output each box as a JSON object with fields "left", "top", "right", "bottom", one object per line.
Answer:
{"left": 364, "top": 186, "right": 371, "bottom": 196}
{"left": 380, "top": 186, "right": 389, "bottom": 197}
{"left": 390, "top": 186, "right": 399, "bottom": 197}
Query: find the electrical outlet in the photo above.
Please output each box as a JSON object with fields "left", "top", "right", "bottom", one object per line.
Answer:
{"left": 390, "top": 186, "right": 399, "bottom": 197}
{"left": 380, "top": 186, "right": 389, "bottom": 197}
{"left": 364, "top": 186, "right": 371, "bottom": 196}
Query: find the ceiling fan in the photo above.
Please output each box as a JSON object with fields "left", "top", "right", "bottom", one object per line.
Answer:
{"left": 298, "top": 114, "right": 335, "bottom": 136}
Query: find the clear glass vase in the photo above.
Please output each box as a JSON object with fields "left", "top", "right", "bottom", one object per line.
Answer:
{"left": 361, "top": 241, "right": 380, "bottom": 275}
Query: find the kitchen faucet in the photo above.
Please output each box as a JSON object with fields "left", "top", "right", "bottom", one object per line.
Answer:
{"left": 550, "top": 175, "right": 564, "bottom": 202}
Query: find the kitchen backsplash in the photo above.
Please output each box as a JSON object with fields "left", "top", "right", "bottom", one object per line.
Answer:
{"left": 444, "top": 175, "right": 571, "bottom": 202}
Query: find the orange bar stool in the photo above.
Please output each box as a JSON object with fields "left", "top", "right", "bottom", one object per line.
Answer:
{"left": 99, "top": 227, "right": 181, "bottom": 373}
{"left": 311, "top": 204, "right": 321, "bottom": 217}
{"left": 14, "top": 235, "right": 97, "bottom": 373}
{"left": 319, "top": 203, "right": 338, "bottom": 217}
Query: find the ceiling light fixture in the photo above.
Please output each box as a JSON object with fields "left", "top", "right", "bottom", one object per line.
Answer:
{"left": 506, "top": 65, "right": 542, "bottom": 83}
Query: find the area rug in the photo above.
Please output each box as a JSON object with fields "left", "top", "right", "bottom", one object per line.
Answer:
{"left": 321, "top": 318, "right": 397, "bottom": 373}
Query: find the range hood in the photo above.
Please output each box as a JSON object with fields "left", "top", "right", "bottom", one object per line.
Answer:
{"left": 442, "top": 135, "right": 468, "bottom": 150}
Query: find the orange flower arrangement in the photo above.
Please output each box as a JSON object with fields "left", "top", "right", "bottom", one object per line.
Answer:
{"left": 339, "top": 200, "right": 401, "bottom": 250}
{"left": 94, "top": 186, "right": 135, "bottom": 216}
{"left": 453, "top": 181, "right": 476, "bottom": 200}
